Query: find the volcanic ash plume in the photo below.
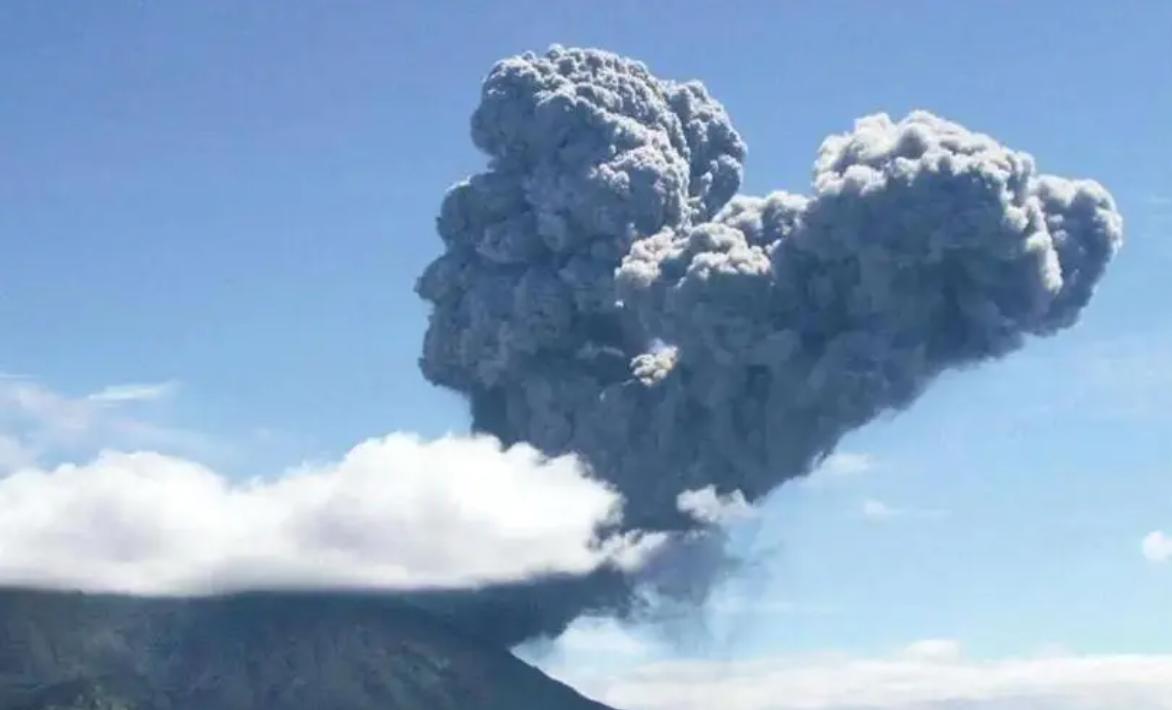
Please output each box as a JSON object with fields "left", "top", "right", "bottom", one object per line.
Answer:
{"left": 418, "top": 46, "right": 1122, "bottom": 536}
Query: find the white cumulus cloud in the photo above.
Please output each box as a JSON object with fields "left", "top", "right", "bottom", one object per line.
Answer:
{"left": 0, "top": 433, "right": 659, "bottom": 595}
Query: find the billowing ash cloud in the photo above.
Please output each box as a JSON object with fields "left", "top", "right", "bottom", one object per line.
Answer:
{"left": 417, "top": 46, "right": 1122, "bottom": 633}
{"left": 612, "top": 111, "right": 1122, "bottom": 523}
{"left": 418, "top": 46, "right": 747, "bottom": 531}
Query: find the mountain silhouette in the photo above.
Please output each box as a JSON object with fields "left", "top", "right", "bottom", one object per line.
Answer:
{"left": 0, "top": 589, "right": 616, "bottom": 710}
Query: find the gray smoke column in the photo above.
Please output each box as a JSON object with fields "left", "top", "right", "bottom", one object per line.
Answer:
{"left": 418, "top": 44, "right": 1121, "bottom": 559}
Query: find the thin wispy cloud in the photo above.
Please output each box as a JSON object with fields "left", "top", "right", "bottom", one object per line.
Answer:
{"left": 802, "top": 452, "right": 878, "bottom": 488}
{"left": 0, "top": 435, "right": 36, "bottom": 473}
{"left": 86, "top": 381, "right": 179, "bottom": 405}
{"left": 1075, "top": 338, "right": 1172, "bottom": 418}
{"left": 861, "top": 498, "right": 949, "bottom": 522}
{"left": 1141, "top": 530, "right": 1172, "bottom": 563}
{"left": 705, "top": 597, "right": 838, "bottom": 617}
{"left": 0, "top": 377, "right": 207, "bottom": 472}
{"left": 541, "top": 638, "right": 1172, "bottom": 710}
{"left": 861, "top": 499, "right": 899, "bottom": 520}
{"left": 823, "top": 452, "right": 876, "bottom": 477}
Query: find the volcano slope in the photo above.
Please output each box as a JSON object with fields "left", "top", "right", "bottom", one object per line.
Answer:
{"left": 0, "top": 589, "right": 615, "bottom": 710}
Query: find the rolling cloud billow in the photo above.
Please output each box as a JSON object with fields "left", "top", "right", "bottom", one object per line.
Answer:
{"left": 417, "top": 46, "right": 1123, "bottom": 634}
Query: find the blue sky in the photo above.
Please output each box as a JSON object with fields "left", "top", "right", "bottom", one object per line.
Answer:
{"left": 3, "top": 2, "right": 1172, "bottom": 706}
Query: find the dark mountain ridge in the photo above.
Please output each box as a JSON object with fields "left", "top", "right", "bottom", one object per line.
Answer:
{"left": 0, "top": 589, "right": 616, "bottom": 710}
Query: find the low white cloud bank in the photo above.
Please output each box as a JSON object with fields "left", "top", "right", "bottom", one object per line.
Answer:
{"left": 543, "top": 636, "right": 1172, "bottom": 709}
{"left": 0, "top": 433, "right": 657, "bottom": 595}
